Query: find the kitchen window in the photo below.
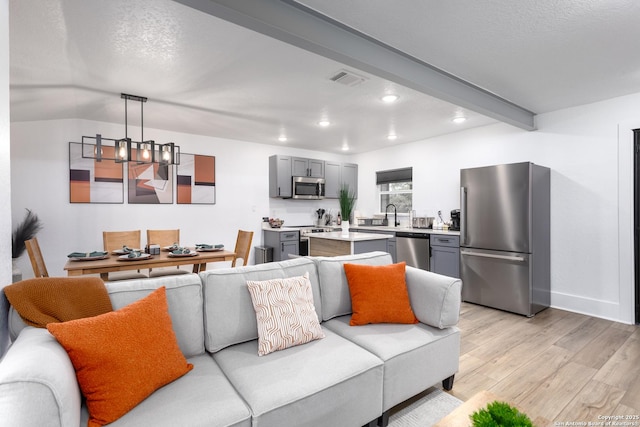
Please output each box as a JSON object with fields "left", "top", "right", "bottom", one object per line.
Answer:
{"left": 376, "top": 167, "right": 412, "bottom": 213}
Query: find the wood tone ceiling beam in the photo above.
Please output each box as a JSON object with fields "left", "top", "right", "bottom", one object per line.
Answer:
{"left": 173, "top": 0, "right": 536, "bottom": 131}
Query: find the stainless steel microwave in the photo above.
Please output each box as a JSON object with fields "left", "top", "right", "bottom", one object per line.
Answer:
{"left": 292, "top": 176, "right": 325, "bottom": 199}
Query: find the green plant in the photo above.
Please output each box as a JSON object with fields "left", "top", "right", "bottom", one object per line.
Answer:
{"left": 11, "top": 209, "right": 43, "bottom": 259}
{"left": 338, "top": 184, "right": 356, "bottom": 222}
{"left": 470, "top": 401, "right": 533, "bottom": 427}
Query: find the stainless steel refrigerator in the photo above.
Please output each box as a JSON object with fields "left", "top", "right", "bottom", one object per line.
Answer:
{"left": 459, "top": 162, "right": 550, "bottom": 317}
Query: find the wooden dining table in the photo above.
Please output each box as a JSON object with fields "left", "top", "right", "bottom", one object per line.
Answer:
{"left": 64, "top": 249, "right": 236, "bottom": 281}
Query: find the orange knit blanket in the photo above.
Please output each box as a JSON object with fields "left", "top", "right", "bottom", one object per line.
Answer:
{"left": 4, "top": 277, "right": 113, "bottom": 327}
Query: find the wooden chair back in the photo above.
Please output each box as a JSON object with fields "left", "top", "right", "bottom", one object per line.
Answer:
{"left": 232, "top": 230, "right": 254, "bottom": 267}
{"left": 147, "top": 229, "right": 180, "bottom": 248}
{"left": 25, "top": 237, "right": 48, "bottom": 278}
{"left": 103, "top": 230, "right": 142, "bottom": 252}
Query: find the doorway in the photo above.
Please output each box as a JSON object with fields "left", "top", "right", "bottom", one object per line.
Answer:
{"left": 634, "top": 128, "right": 640, "bottom": 324}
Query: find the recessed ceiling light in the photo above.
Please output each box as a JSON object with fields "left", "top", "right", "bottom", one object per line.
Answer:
{"left": 341, "top": 145, "right": 349, "bottom": 151}
{"left": 318, "top": 120, "right": 331, "bottom": 127}
{"left": 381, "top": 94, "right": 399, "bottom": 103}
{"left": 387, "top": 134, "right": 398, "bottom": 141}
{"left": 278, "top": 135, "right": 288, "bottom": 142}
{"left": 452, "top": 116, "right": 467, "bottom": 124}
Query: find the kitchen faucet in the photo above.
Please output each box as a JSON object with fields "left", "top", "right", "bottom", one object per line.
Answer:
{"left": 384, "top": 203, "right": 400, "bottom": 227}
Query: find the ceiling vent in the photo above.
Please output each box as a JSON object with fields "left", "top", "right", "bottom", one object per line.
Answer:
{"left": 329, "top": 69, "right": 368, "bottom": 87}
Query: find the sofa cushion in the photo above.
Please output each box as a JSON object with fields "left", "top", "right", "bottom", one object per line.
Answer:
{"left": 247, "top": 273, "right": 325, "bottom": 356}
{"left": 312, "top": 251, "right": 393, "bottom": 321}
{"left": 344, "top": 261, "right": 418, "bottom": 326}
{"left": 47, "top": 287, "right": 193, "bottom": 427}
{"left": 213, "top": 328, "right": 384, "bottom": 427}
{"left": 201, "top": 257, "right": 321, "bottom": 353}
{"left": 0, "top": 327, "right": 81, "bottom": 427}
{"left": 323, "top": 316, "right": 460, "bottom": 412}
{"left": 82, "top": 354, "right": 251, "bottom": 427}
{"left": 105, "top": 273, "right": 205, "bottom": 357}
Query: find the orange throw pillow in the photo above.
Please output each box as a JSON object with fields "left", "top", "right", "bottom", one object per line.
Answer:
{"left": 343, "top": 262, "right": 418, "bottom": 326}
{"left": 47, "top": 286, "right": 193, "bottom": 427}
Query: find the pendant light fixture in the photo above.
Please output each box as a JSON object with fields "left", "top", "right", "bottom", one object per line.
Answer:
{"left": 81, "top": 93, "right": 180, "bottom": 165}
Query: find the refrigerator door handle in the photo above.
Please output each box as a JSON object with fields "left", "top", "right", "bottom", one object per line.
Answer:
{"left": 460, "top": 250, "right": 526, "bottom": 262}
{"left": 460, "top": 187, "right": 467, "bottom": 245}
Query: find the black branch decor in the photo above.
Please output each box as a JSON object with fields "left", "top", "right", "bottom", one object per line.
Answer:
{"left": 11, "top": 209, "right": 43, "bottom": 259}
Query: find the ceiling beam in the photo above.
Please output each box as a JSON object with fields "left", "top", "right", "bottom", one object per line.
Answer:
{"left": 173, "top": 0, "right": 536, "bottom": 131}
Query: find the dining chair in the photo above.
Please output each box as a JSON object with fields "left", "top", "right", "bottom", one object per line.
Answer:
{"left": 102, "top": 230, "right": 148, "bottom": 281}
{"left": 232, "top": 230, "right": 254, "bottom": 267}
{"left": 146, "top": 229, "right": 189, "bottom": 277}
{"left": 25, "top": 237, "right": 48, "bottom": 278}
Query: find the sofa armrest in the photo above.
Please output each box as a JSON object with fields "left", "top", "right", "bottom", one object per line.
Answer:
{"left": 405, "top": 267, "right": 462, "bottom": 329}
{"left": 0, "top": 327, "right": 81, "bottom": 427}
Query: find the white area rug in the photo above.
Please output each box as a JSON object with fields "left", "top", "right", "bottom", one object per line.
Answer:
{"left": 389, "top": 388, "right": 463, "bottom": 427}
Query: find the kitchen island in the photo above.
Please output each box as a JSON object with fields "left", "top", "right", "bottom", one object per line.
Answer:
{"left": 308, "top": 231, "right": 393, "bottom": 257}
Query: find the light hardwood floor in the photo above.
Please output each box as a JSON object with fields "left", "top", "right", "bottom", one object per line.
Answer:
{"left": 447, "top": 302, "right": 640, "bottom": 425}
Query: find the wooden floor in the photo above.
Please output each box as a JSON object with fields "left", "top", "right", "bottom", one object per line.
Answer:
{"left": 447, "top": 302, "right": 640, "bottom": 426}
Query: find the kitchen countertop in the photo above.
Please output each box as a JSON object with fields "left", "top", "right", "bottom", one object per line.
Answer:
{"left": 261, "top": 224, "right": 301, "bottom": 232}
{"left": 350, "top": 226, "right": 461, "bottom": 236}
{"left": 307, "top": 231, "right": 394, "bottom": 242}
{"left": 261, "top": 223, "right": 460, "bottom": 236}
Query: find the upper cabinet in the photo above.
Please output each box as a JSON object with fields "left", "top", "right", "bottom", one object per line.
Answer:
{"left": 324, "top": 161, "right": 358, "bottom": 199}
{"left": 292, "top": 157, "right": 324, "bottom": 178}
{"left": 269, "top": 155, "right": 293, "bottom": 198}
{"left": 270, "top": 155, "right": 357, "bottom": 199}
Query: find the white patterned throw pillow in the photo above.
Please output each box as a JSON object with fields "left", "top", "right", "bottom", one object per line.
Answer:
{"left": 246, "top": 273, "right": 325, "bottom": 356}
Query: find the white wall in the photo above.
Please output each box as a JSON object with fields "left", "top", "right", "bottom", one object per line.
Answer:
{"left": 352, "top": 92, "right": 640, "bottom": 324}
{"left": 10, "top": 118, "right": 348, "bottom": 280}
{"left": 0, "top": 0, "right": 11, "bottom": 354}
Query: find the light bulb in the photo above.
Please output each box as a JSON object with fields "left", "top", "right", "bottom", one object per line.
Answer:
{"left": 93, "top": 146, "right": 104, "bottom": 156}
{"left": 118, "top": 141, "right": 127, "bottom": 159}
{"left": 162, "top": 146, "right": 171, "bottom": 161}
{"left": 142, "top": 143, "right": 150, "bottom": 160}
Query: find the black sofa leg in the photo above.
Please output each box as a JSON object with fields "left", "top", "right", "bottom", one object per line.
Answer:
{"left": 378, "top": 410, "right": 390, "bottom": 427}
{"left": 442, "top": 374, "right": 455, "bottom": 391}
{"left": 363, "top": 420, "right": 378, "bottom": 427}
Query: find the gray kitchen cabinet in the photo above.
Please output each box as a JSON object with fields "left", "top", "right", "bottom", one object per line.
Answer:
{"left": 430, "top": 234, "right": 460, "bottom": 278}
{"left": 348, "top": 228, "right": 396, "bottom": 262}
{"left": 324, "top": 161, "right": 341, "bottom": 199}
{"left": 263, "top": 229, "right": 300, "bottom": 261}
{"left": 341, "top": 163, "right": 358, "bottom": 198}
{"left": 324, "top": 161, "right": 358, "bottom": 199}
{"left": 292, "top": 157, "right": 324, "bottom": 178}
{"left": 269, "top": 155, "right": 293, "bottom": 198}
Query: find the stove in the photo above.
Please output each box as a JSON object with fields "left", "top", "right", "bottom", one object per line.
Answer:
{"left": 289, "top": 226, "right": 333, "bottom": 256}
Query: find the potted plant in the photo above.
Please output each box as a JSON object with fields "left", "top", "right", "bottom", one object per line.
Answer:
{"left": 11, "top": 209, "right": 43, "bottom": 282}
{"left": 338, "top": 184, "right": 356, "bottom": 234}
{"left": 470, "top": 400, "right": 533, "bottom": 427}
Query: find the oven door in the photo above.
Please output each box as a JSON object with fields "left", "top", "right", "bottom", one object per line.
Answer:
{"left": 299, "top": 238, "right": 309, "bottom": 256}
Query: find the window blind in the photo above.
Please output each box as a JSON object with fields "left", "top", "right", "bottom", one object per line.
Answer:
{"left": 376, "top": 167, "right": 412, "bottom": 185}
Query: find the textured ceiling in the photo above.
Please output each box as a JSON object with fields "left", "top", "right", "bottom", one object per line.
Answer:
{"left": 296, "top": 0, "right": 640, "bottom": 113}
{"left": 9, "top": 0, "right": 640, "bottom": 153}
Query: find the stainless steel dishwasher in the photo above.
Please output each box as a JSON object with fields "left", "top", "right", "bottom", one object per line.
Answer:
{"left": 395, "top": 231, "right": 430, "bottom": 270}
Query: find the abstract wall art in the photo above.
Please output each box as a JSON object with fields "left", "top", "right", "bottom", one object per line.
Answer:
{"left": 127, "top": 160, "right": 174, "bottom": 204}
{"left": 69, "top": 142, "right": 124, "bottom": 203}
{"left": 177, "top": 153, "right": 216, "bottom": 204}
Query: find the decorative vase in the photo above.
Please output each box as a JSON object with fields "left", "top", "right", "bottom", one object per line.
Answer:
{"left": 12, "top": 259, "right": 22, "bottom": 283}
{"left": 341, "top": 220, "right": 350, "bottom": 236}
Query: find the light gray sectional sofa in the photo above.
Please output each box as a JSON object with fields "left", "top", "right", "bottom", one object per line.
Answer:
{"left": 0, "top": 251, "right": 462, "bottom": 427}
